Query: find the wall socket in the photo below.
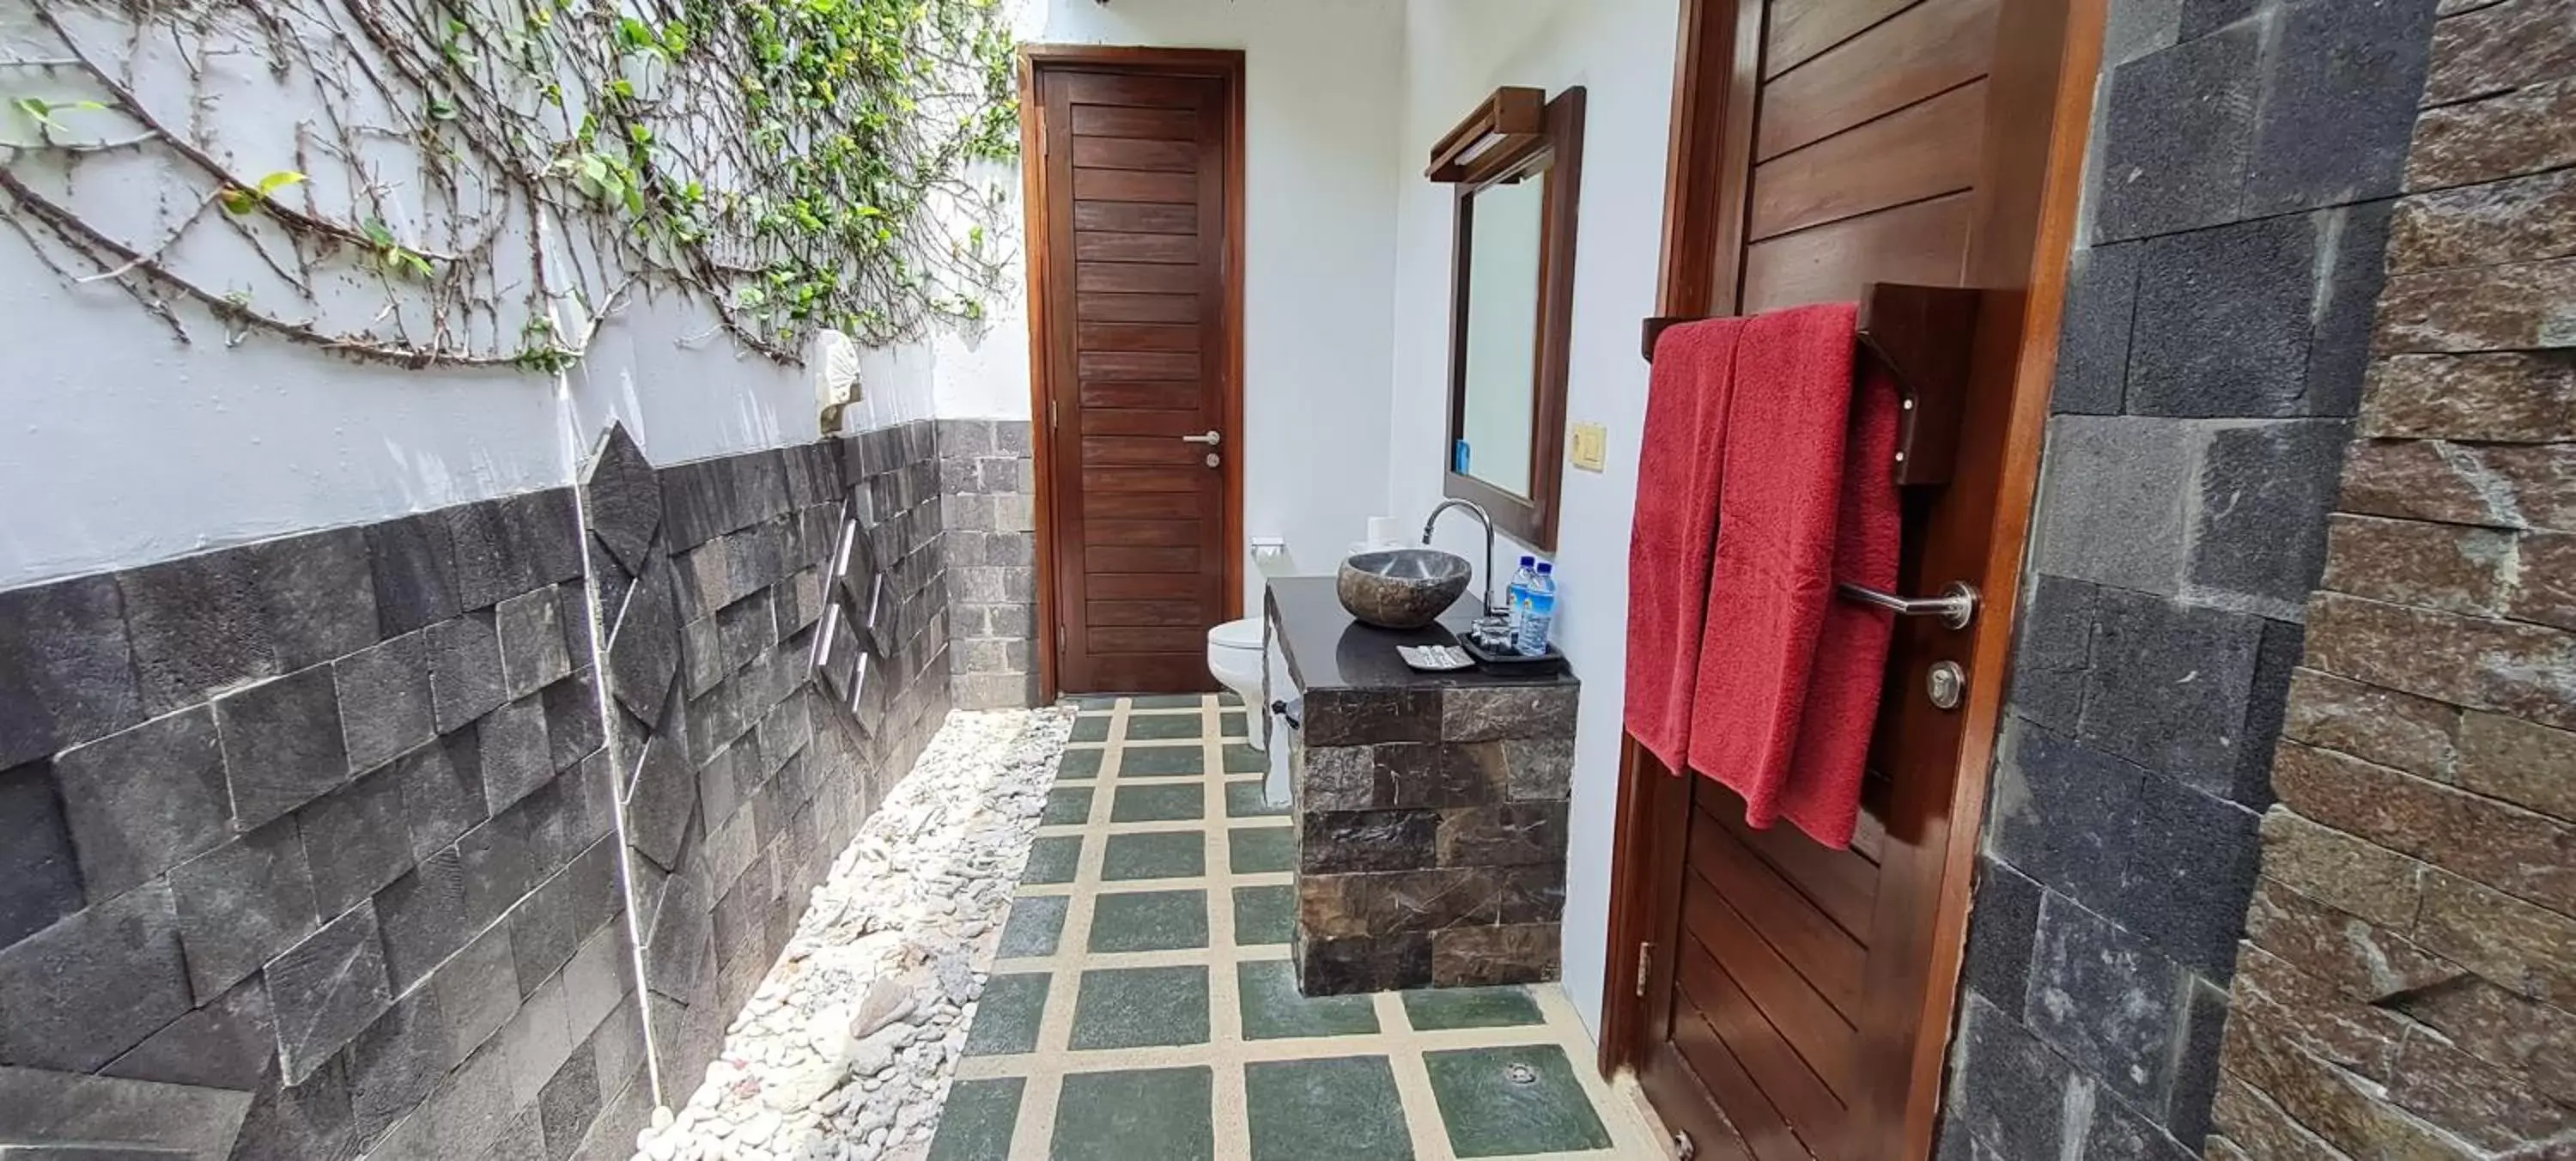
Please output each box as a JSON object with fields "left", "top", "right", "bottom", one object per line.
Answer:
{"left": 1570, "top": 422, "right": 1608, "bottom": 472}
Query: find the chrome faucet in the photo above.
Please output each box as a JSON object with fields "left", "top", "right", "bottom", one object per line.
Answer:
{"left": 1421, "top": 498, "right": 1501, "bottom": 616}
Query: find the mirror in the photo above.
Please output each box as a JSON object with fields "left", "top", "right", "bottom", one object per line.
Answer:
{"left": 1434, "top": 86, "right": 1584, "bottom": 551}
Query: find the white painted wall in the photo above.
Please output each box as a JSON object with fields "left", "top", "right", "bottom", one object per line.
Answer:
{"left": 1388, "top": 0, "right": 1680, "bottom": 1038}
{"left": 981, "top": 0, "right": 1412, "bottom": 611}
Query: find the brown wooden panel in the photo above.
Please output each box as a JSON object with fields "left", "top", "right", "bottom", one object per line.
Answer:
{"left": 1080, "top": 435, "right": 1203, "bottom": 466}
{"left": 1072, "top": 135, "right": 1200, "bottom": 172}
{"left": 1081, "top": 381, "right": 1203, "bottom": 410}
{"left": 1683, "top": 872, "right": 1856, "bottom": 1102}
{"left": 1074, "top": 167, "right": 1198, "bottom": 204}
{"left": 1740, "top": 193, "right": 1975, "bottom": 313}
{"left": 1088, "top": 573, "right": 1208, "bottom": 601}
{"left": 1766, "top": 0, "right": 1916, "bottom": 78}
{"left": 1087, "top": 599, "right": 1212, "bottom": 627}
{"left": 1085, "top": 653, "right": 1218, "bottom": 694}
{"left": 1068, "top": 103, "right": 1199, "bottom": 140}
{"left": 1080, "top": 409, "right": 1209, "bottom": 438}
{"left": 1689, "top": 818, "right": 1867, "bottom": 1018}
{"left": 1082, "top": 491, "right": 1209, "bottom": 521}
{"left": 1078, "top": 350, "right": 1198, "bottom": 381}
{"left": 1759, "top": 0, "right": 2000, "bottom": 159}
{"left": 1076, "top": 202, "right": 1200, "bottom": 235}
{"left": 1747, "top": 80, "right": 1988, "bottom": 240}
{"left": 1060, "top": 71, "right": 1212, "bottom": 109}
{"left": 1702, "top": 793, "right": 1880, "bottom": 941}
{"left": 1078, "top": 262, "right": 1200, "bottom": 295}
{"left": 1675, "top": 933, "right": 1844, "bottom": 1151}
{"left": 1078, "top": 292, "right": 1200, "bottom": 324}
{"left": 1081, "top": 467, "right": 1204, "bottom": 494}
{"left": 1078, "top": 322, "right": 1200, "bottom": 352}
{"left": 1076, "top": 231, "right": 1199, "bottom": 264}
{"left": 1081, "top": 541, "right": 1203, "bottom": 574}
{"left": 1665, "top": 1010, "right": 1811, "bottom": 1161}
{"left": 1088, "top": 519, "right": 1202, "bottom": 547}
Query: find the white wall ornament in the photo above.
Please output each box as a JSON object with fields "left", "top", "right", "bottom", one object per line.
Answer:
{"left": 813, "top": 328, "right": 866, "bottom": 435}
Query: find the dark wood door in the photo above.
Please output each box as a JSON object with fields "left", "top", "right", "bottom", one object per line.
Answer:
{"left": 1615, "top": 0, "right": 2093, "bottom": 1157}
{"left": 1031, "top": 57, "right": 1240, "bottom": 695}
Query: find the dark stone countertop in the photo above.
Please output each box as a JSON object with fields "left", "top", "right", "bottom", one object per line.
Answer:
{"left": 1266, "top": 575, "right": 1577, "bottom": 694}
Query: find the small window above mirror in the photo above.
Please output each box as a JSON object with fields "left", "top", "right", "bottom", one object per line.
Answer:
{"left": 1432, "top": 86, "right": 1584, "bottom": 552}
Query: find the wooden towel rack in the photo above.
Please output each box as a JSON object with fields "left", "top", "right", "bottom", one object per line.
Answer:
{"left": 1639, "top": 283, "right": 1983, "bottom": 487}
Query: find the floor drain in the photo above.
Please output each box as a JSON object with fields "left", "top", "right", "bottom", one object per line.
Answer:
{"left": 1505, "top": 1062, "right": 1539, "bottom": 1085}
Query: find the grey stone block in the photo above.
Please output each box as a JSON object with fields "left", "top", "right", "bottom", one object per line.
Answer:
{"left": 2102, "top": 773, "right": 2261, "bottom": 978}
{"left": 510, "top": 841, "right": 622, "bottom": 995}
{"left": 367, "top": 1037, "right": 513, "bottom": 1160}
{"left": 1947, "top": 994, "right": 2080, "bottom": 1159}
{"left": 623, "top": 736, "right": 695, "bottom": 871}
{"left": 228, "top": 1055, "right": 357, "bottom": 1161}
{"left": 521, "top": 752, "right": 617, "bottom": 878}
{"left": 2008, "top": 574, "right": 2098, "bottom": 736}
{"left": 333, "top": 630, "right": 436, "bottom": 775}
{"left": 2302, "top": 200, "right": 2394, "bottom": 418}
{"left": 1962, "top": 855, "right": 2045, "bottom": 1006}
{"left": 0, "top": 882, "right": 191, "bottom": 1072}
{"left": 118, "top": 549, "right": 279, "bottom": 717}
{"left": 0, "top": 573, "right": 143, "bottom": 769}
{"left": 376, "top": 847, "right": 471, "bottom": 994}
{"left": 440, "top": 501, "right": 536, "bottom": 613}
{"left": 0, "top": 1063, "right": 253, "bottom": 1158}
{"left": 438, "top": 920, "right": 521, "bottom": 1060}
{"left": 498, "top": 975, "right": 572, "bottom": 1108}
{"left": 347, "top": 985, "right": 453, "bottom": 1142}
{"left": 2092, "top": 23, "right": 2263, "bottom": 242}
{"left": 367, "top": 514, "right": 461, "bottom": 638}
{"left": 541, "top": 670, "right": 605, "bottom": 773}
{"left": 537, "top": 1043, "right": 602, "bottom": 1161}
{"left": 2165, "top": 976, "right": 2232, "bottom": 1143}
{"left": 2128, "top": 216, "right": 2318, "bottom": 417}
{"left": 580, "top": 426, "right": 662, "bottom": 576}
{"left": 397, "top": 731, "right": 488, "bottom": 862}
{"left": 659, "top": 460, "right": 734, "bottom": 552}
{"left": 246, "top": 528, "right": 380, "bottom": 672}
{"left": 215, "top": 666, "right": 349, "bottom": 831}
{"left": 2051, "top": 243, "right": 2141, "bottom": 415}
{"left": 497, "top": 590, "right": 572, "bottom": 702}
{"left": 2186, "top": 422, "right": 2350, "bottom": 616}
{"left": 171, "top": 818, "right": 319, "bottom": 1000}
{"left": 478, "top": 695, "right": 555, "bottom": 816}
{"left": 2024, "top": 893, "right": 2187, "bottom": 1109}
{"left": 2242, "top": 0, "right": 2437, "bottom": 215}
{"left": 561, "top": 926, "right": 626, "bottom": 1044}
{"left": 265, "top": 903, "right": 393, "bottom": 1085}
{"left": 1985, "top": 722, "right": 2143, "bottom": 905}
{"left": 2030, "top": 416, "right": 2192, "bottom": 595}
{"left": 605, "top": 563, "right": 679, "bottom": 722}
{"left": 2227, "top": 619, "right": 2303, "bottom": 811}
{"left": 501, "top": 489, "right": 586, "bottom": 587}
{"left": 2178, "top": 0, "right": 2257, "bottom": 36}
{"left": 456, "top": 813, "right": 535, "bottom": 931}
{"left": 428, "top": 611, "right": 508, "bottom": 734}
{"left": 0, "top": 762, "right": 82, "bottom": 951}
{"left": 100, "top": 975, "right": 276, "bottom": 1091}
{"left": 643, "top": 873, "right": 708, "bottom": 999}
{"left": 2105, "top": 0, "right": 2182, "bottom": 64}
{"left": 298, "top": 763, "right": 415, "bottom": 919}
{"left": 2079, "top": 588, "right": 2265, "bottom": 787}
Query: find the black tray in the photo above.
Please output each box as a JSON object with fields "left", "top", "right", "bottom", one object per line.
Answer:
{"left": 1459, "top": 635, "right": 1568, "bottom": 672}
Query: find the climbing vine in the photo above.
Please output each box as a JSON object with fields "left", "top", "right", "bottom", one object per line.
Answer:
{"left": 0, "top": 0, "right": 1021, "bottom": 370}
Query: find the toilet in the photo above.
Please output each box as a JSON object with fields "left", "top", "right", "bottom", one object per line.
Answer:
{"left": 1206, "top": 617, "right": 1268, "bottom": 751}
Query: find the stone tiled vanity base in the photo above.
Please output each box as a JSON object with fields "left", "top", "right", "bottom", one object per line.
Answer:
{"left": 1290, "top": 684, "right": 1578, "bottom": 995}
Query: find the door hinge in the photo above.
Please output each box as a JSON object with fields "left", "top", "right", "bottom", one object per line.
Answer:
{"left": 1048, "top": 397, "right": 1059, "bottom": 431}
{"left": 1635, "top": 942, "right": 1655, "bottom": 997}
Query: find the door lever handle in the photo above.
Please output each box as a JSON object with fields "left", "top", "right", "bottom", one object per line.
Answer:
{"left": 1836, "top": 580, "right": 1978, "bottom": 629}
{"left": 1180, "top": 430, "right": 1222, "bottom": 446}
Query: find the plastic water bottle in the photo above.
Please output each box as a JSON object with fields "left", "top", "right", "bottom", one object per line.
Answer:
{"left": 1505, "top": 556, "right": 1537, "bottom": 639}
{"left": 1516, "top": 562, "right": 1557, "bottom": 656}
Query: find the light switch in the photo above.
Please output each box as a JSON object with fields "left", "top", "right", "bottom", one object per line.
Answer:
{"left": 1570, "top": 422, "right": 1608, "bottom": 472}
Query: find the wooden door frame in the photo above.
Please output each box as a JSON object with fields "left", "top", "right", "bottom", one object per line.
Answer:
{"left": 1018, "top": 45, "right": 1248, "bottom": 702}
{"left": 1595, "top": 0, "right": 2105, "bottom": 1156}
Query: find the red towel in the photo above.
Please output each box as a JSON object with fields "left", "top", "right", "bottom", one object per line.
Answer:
{"left": 1684, "top": 303, "right": 1901, "bottom": 848}
{"left": 1623, "top": 317, "right": 1747, "bottom": 770}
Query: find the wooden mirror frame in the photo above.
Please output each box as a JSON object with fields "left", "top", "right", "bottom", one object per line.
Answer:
{"left": 1437, "top": 86, "right": 1584, "bottom": 552}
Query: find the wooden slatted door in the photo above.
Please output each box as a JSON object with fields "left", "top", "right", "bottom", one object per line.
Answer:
{"left": 1030, "top": 53, "right": 1242, "bottom": 695}
{"left": 1615, "top": 0, "right": 2090, "bottom": 1158}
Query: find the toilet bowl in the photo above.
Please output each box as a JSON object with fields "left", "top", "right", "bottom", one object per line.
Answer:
{"left": 1206, "top": 617, "right": 1268, "bottom": 751}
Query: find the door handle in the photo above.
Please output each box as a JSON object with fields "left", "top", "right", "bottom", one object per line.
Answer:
{"left": 1836, "top": 580, "right": 1978, "bottom": 629}
{"left": 1180, "top": 430, "right": 1222, "bottom": 446}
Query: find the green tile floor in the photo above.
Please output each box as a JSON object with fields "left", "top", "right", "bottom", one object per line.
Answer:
{"left": 930, "top": 695, "right": 1656, "bottom": 1161}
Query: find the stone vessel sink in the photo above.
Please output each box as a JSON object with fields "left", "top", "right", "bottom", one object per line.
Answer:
{"left": 1337, "top": 548, "right": 1473, "bottom": 629}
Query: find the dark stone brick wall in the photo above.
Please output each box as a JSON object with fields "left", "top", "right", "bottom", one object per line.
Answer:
{"left": 0, "top": 487, "right": 640, "bottom": 1159}
{"left": 1941, "top": 1, "right": 2440, "bottom": 1158}
{"left": 582, "top": 418, "right": 955, "bottom": 1121}
{"left": 938, "top": 419, "right": 1037, "bottom": 709}
{"left": 0, "top": 416, "right": 957, "bottom": 1159}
